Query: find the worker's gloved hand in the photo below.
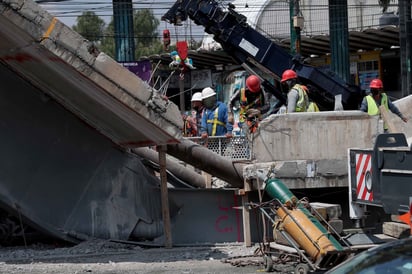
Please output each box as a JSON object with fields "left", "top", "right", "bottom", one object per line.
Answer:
{"left": 201, "top": 132, "right": 208, "bottom": 139}
{"left": 225, "top": 133, "right": 233, "bottom": 139}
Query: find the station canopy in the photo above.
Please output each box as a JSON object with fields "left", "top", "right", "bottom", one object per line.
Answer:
{"left": 150, "top": 1, "right": 401, "bottom": 70}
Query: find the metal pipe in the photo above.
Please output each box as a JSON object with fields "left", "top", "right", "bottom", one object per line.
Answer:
{"left": 133, "top": 146, "right": 206, "bottom": 188}
{"left": 167, "top": 138, "right": 245, "bottom": 188}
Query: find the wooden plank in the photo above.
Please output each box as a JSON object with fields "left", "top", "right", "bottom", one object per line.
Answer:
{"left": 242, "top": 194, "right": 251, "bottom": 247}
{"left": 202, "top": 172, "right": 212, "bottom": 188}
{"left": 379, "top": 105, "right": 398, "bottom": 133}
{"left": 159, "top": 145, "right": 173, "bottom": 248}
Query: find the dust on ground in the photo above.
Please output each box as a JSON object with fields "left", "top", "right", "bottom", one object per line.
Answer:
{"left": 0, "top": 239, "right": 298, "bottom": 274}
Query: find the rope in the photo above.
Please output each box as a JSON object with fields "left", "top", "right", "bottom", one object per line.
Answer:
{"left": 158, "top": 70, "right": 175, "bottom": 96}
{"left": 148, "top": 60, "right": 161, "bottom": 84}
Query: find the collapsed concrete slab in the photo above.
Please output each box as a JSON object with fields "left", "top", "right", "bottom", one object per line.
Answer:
{"left": 242, "top": 98, "right": 412, "bottom": 189}
{"left": 0, "top": 0, "right": 187, "bottom": 244}
{"left": 243, "top": 111, "right": 379, "bottom": 189}
{"left": 0, "top": 0, "right": 182, "bottom": 147}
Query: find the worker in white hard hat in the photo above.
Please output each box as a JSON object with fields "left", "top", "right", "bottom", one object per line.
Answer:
{"left": 200, "top": 87, "right": 233, "bottom": 138}
{"left": 190, "top": 92, "right": 204, "bottom": 136}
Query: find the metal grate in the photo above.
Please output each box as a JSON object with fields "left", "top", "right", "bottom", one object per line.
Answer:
{"left": 185, "top": 136, "right": 251, "bottom": 160}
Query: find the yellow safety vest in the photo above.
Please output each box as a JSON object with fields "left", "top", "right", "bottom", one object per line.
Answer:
{"left": 307, "top": 101, "right": 320, "bottom": 112}
{"left": 293, "top": 84, "right": 309, "bottom": 112}
{"left": 366, "top": 93, "right": 389, "bottom": 129}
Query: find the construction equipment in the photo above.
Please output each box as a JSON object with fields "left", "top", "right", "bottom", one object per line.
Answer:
{"left": 348, "top": 133, "right": 412, "bottom": 228}
{"left": 251, "top": 169, "right": 351, "bottom": 273}
{"left": 162, "top": 0, "right": 363, "bottom": 111}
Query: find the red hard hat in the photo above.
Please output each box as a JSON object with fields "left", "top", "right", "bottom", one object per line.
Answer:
{"left": 246, "top": 75, "right": 261, "bottom": 93}
{"left": 281, "top": 69, "right": 297, "bottom": 83}
{"left": 369, "top": 79, "right": 383, "bottom": 89}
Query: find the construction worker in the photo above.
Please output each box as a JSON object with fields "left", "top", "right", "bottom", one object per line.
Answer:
{"left": 360, "top": 78, "right": 408, "bottom": 131}
{"left": 182, "top": 111, "right": 196, "bottom": 137}
{"left": 280, "top": 69, "right": 310, "bottom": 113}
{"left": 245, "top": 108, "right": 262, "bottom": 134}
{"left": 229, "top": 74, "right": 266, "bottom": 131}
{"left": 200, "top": 87, "right": 233, "bottom": 138}
{"left": 191, "top": 92, "right": 204, "bottom": 136}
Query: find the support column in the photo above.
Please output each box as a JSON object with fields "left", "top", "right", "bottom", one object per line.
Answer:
{"left": 236, "top": 179, "right": 253, "bottom": 247}
{"left": 399, "top": 0, "right": 412, "bottom": 97}
{"left": 113, "top": 0, "right": 135, "bottom": 62}
{"left": 328, "top": 0, "right": 350, "bottom": 83}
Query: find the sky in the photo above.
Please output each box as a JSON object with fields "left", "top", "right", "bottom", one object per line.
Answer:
{"left": 37, "top": 0, "right": 207, "bottom": 42}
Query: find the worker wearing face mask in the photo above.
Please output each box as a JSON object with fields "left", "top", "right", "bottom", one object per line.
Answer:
{"left": 280, "top": 69, "right": 309, "bottom": 113}
{"left": 360, "top": 78, "right": 408, "bottom": 132}
{"left": 200, "top": 87, "right": 233, "bottom": 138}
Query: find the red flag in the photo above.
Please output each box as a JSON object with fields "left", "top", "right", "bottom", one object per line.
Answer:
{"left": 176, "top": 41, "right": 188, "bottom": 61}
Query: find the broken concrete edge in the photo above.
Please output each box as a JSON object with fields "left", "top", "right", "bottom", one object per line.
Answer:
{"left": 2, "top": 0, "right": 183, "bottom": 136}
{"left": 241, "top": 160, "right": 349, "bottom": 191}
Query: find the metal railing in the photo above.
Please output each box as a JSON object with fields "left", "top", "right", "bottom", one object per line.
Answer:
{"left": 185, "top": 136, "right": 251, "bottom": 160}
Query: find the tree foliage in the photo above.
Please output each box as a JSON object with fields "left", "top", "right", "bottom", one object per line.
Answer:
{"left": 72, "top": 11, "right": 105, "bottom": 43}
{"left": 73, "top": 9, "right": 197, "bottom": 60}
{"left": 133, "top": 9, "right": 163, "bottom": 58}
{"left": 100, "top": 20, "right": 116, "bottom": 58}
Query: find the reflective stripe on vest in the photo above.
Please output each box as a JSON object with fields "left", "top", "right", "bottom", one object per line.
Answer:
{"left": 207, "top": 107, "right": 225, "bottom": 136}
{"left": 239, "top": 88, "right": 263, "bottom": 123}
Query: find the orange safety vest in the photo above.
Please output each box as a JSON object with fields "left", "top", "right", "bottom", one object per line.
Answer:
{"left": 239, "top": 88, "right": 264, "bottom": 123}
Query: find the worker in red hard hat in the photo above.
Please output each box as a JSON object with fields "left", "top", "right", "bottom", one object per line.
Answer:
{"left": 229, "top": 74, "right": 266, "bottom": 131}
{"left": 281, "top": 69, "right": 310, "bottom": 113}
{"left": 360, "top": 78, "right": 408, "bottom": 132}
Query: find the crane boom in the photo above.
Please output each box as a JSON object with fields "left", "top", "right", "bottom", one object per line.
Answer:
{"left": 162, "top": 0, "right": 363, "bottom": 110}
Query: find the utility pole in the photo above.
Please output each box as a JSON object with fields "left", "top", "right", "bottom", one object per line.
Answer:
{"left": 293, "top": 0, "right": 303, "bottom": 55}
{"left": 289, "top": 1, "right": 296, "bottom": 55}
{"left": 113, "top": 0, "right": 135, "bottom": 62}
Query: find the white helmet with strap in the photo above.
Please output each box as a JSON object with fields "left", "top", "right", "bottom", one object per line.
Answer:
{"left": 201, "top": 87, "right": 216, "bottom": 99}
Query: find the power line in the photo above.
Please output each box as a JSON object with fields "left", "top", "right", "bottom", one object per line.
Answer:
{"left": 40, "top": 1, "right": 396, "bottom": 40}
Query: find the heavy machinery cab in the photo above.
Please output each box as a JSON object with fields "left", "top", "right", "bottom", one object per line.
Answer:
{"left": 348, "top": 133, "right": 412, "bottom": 223}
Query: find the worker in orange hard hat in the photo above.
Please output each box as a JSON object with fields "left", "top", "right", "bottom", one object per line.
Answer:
{"left": 229, "top": 74, "right": 267, "bottom": 131}
{"left": 360, "top": 78, "right": 408, "bottom": 132}
{"left": 281, "top": 69, "right": 311, "bottom": 113}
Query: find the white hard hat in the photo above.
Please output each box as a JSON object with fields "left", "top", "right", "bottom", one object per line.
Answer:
{"left": 201, "top": 87, "right": 216, "bottom": 99}
{"left": 191, "top": 92, "right": 203, "bottom": 102}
